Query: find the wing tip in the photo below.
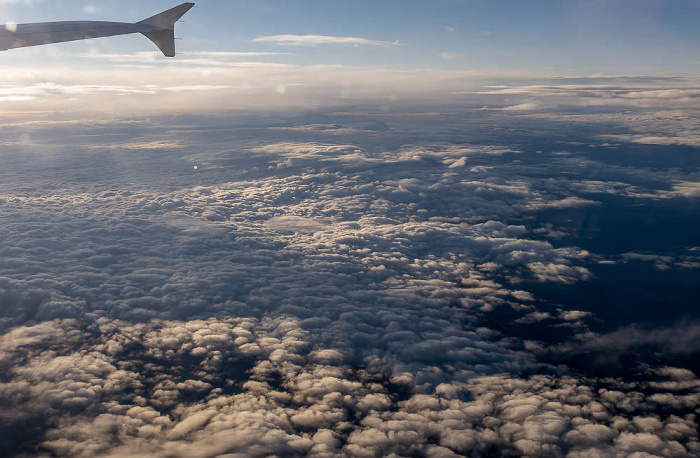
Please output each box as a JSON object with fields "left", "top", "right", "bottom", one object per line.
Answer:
{"left": 138, "top": 3, "right": 195, "bottom": 56}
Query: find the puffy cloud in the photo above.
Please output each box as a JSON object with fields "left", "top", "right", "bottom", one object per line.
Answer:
{"left": 0, "top": 94, "right": 698, "bottom": 456}
{"left": 527, "top": 262, "right": 592, "bottom": 284}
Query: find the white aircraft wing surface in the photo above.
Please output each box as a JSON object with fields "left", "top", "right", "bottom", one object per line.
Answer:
{"left": 0, "top": 3, "right": 194, "bottom": 57}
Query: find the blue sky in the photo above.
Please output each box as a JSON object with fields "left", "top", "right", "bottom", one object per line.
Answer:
{"left": 2, "top": 0, "right": 700, "bottom": 75}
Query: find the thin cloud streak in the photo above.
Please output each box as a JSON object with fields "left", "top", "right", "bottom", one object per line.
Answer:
{"left": 253, "top": 34, "right": 399, "bottom": 47}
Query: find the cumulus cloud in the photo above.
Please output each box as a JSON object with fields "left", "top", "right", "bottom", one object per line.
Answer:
{"left": 0, "top": 84, "right": 698, "bottom": 456}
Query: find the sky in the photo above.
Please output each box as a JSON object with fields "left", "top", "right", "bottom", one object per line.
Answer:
{"left": 0, "top": 0, "right": 698, "bottom": 115}
{"left": 0, "top": 1, "right": 699, "bottom": 458}
{"left": 1, "top": 0, "right": 700, "bottom": 75}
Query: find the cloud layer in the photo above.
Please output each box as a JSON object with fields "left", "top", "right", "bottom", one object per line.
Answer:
{"left": 0, "top": 78, "right": 699, "bottom": 456}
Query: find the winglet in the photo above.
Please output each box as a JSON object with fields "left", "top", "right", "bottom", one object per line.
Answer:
{"left": 137, "top": 3, "right": 194, "bottom": 57}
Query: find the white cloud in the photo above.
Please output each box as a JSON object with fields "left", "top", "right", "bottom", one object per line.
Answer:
{"left": 602, "top": 134, "right": 700, "bottom": 147}
{"left": 502, "top": 101, "right": 545, "bottom": 111}
{"left": 253, "top": 34, "right": 399, "bottom": 46}
{"left": 526, "top": 196, "right": 601, "bottom": 210}
{"left": 0, "top": 64, "right": 491, "bottom": 112}
{"left": 477, "top": 79, "right": 700, "bottom": 109}
{"left": 668, "top": 181, "right": 700, "bottom": 198}
{"left": 0, "top": 92, "right": 698, "bottom": 456}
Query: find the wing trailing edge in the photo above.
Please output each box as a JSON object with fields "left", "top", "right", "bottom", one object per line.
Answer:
{"left": 0, "top": 3, "right": 195, "bottom": 57}
{"left": 137, "top": 3, "right": 195, "bottom": 57}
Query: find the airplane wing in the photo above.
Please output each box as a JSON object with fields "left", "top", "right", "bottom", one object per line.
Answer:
{"left": 0, "top": 3, "right": 194, "bottom": 57}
